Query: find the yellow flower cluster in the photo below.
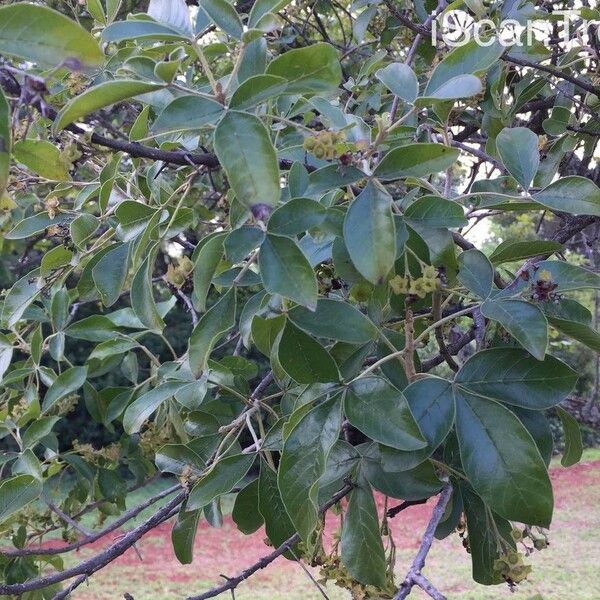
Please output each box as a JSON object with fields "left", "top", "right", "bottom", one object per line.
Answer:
{"left": 389, "top": 265, "right": 440, "bottom": 298}
{"left": 303, "top": 130, "right": 347, "bottom": 160}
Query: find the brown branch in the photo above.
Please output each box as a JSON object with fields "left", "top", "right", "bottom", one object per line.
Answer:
{"left": 394, "top": 484, "right": 453, "bottom": 600}
{"left": 0, "top": 491, "right": 186, "bottom": 596}
{"left": 186, "top": 482, "right": 353, "bottom": 600}
{"left": 387, "top": 499, "right": 428, "bottom": 519}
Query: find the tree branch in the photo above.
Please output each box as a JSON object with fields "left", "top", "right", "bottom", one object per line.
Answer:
{"left": 394, "top": 484, "right": 453, "bottom": 600}
{"left": 185, "top": 482, "right": 353, "bottom": 600}
{"left": 0, "top": 491, "right": 186, "bottom": 596}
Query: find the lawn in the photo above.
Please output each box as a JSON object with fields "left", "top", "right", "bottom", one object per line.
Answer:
{"left": 60, "top": 450, "right": 600, "bottom": 599}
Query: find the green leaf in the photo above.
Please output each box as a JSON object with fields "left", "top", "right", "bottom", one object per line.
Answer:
{"left": 496, "top": 127, "right": 539, "bottom": 189}
{"left": 425, "top": 39, "right": 504, "bottom": 94}
{"left": 102, "top": 19, "right": 187, "bottom": 42}
{"left": 267, "top": 197, "right": 327, "bottom": 236}
{"left": 489, "top": 240, "right": 563, "bottom": 264}
{"left": 5, "top": 212, "right": 71, "bottom": 240}
{"left": 192, "top": 232, "right": 226, "bottom": 312}
{"left": 277, "top": 321, "right": 340, "bottom": 383}
{"left": 480, "top": 299, "right": 548, "bottom": 360}
{"left": 404, "top": 196, "right": 468, "bottom": 228}
{"left": 532, "top": 260, "right": 600, "bottom": 291}
{"left": 249, "top": 0, "right": 291, "bottom": 27}
{"left": 224, "top": 226, "right": 265, "bottom": 263}
{"left": 375, "top": 63, "right": 418, "bottom": 103}
{"left": 88, "top": 338, "right": 137, "bottom": 361}
{"left": 187, "top": 454, "right": 255, "bottom": 511}
{"left": 0, "top": 475, "right": 42, "bottom": 526}
{"left": 22, "top": 416, "right": 59, "bottom": 449}
{"left": 188, "top": 288, "right": 237, "bottom": 377}
{"left": 0, "top": 333, "right": 12, "bottom": 384}
{"left": 460, "top": 484, "right": 515, "bottom": 585}
{"left": 232, "top": 478, "right": 263, "bottom": 535}
{"left": 55, "top": 80, "right": 165, "bottom": 131}
{"left": 42, "top": 366, "right": 88, "bottom": 412}
{"left": 416, "top": 74, "right": 482, "bottom": 105}
{"left": 457, "top": 249, "right": 494, "bottom": 298}
{"left": 547, "top": 315, "right": 600, "bottom": 353}
{"left": 131, "top": 249, "right": 166, "bottom": 332}
{"left": 123, "top": 382, "right": 185, "bottom": 434}
{"left": 533, "top": 176, "right": 600, "bottom": 216}
{"left": 340, "top": 476, "right": 387, "bottom": 588}
{"left": 259, "top": 233, "right": 318, "bottom": 310}
{"left": 266, "top": 42, "right": 342, "bottom": 94}
{"left": 115, "top": 201, "right": 158, "bottom": 242}
{"left": 0, "top": 88, "right": 10, "bottom": 199}
{"left": 556, "top": 407, "right": 583, "bottom": 467}
{"left": 258, "top": 461, "right": 296, "bottom": 553}
{"left": 288, "top": 299, "right": 377, "bottom": 344}
{"left": 345, "top": 377, "right": 426, "bottom": 451}
{"left": 92, "top": 243, "right": 130, "bottom": 307}
{"left": 1, "top": 269, "right": 41, "bottom": 329}
{"left": 229, "top": 74, "right": 288, "bottom": 110}
{"left": 13, "top": 140, "right": 70, "bottom": 181}
{"left": 40, "top": 245, "right": 73, "bottom": 276}
{"left": 455, "top": 391, "right": 553, "bottom": 527}
{"left": 71, "top": 213, "right": 100, "bottom": 249}
{"left": 512, "top": 407, "right": 553, "bottom": 467}
{"left": 201, "top": 0, "right": 244, "bottom": 39}
{"left": 152, "top": 96, "right": 224, "bottom": 136}
{"left": 374, "top": 144, "right": 460, "bottom": 181}
{"left": 343, "top": 180, "right": 396, "bottom": 285}
{"left": 171, "top": 509, "right": 201, "bottom": 565}
{"left": 214, "top": 111, "right": 280, "bottom": 214}
{"left": 278, "top": 396, "right": 342, "bottom": 540}
{"left": 455, "top": 347, "right": 577, "bottom": 409}
{"left": 0, "top": 4, "right": 103, "bottom": 68}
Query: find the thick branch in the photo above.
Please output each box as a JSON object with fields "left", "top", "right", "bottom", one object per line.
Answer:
{"left": 394, "top": 484, "right": 453, "bottom": 600}
{"left": 186, "top": 482, "right": 353, "bottom": 600}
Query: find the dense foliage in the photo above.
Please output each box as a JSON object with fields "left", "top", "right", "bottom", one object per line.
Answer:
{"left": 0, "top": 1, "right": 599, "bottom": 598}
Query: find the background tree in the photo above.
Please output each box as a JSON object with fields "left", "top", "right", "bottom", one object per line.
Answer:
{"left": 0, "top": 1, "right": 599, "bottom": 599}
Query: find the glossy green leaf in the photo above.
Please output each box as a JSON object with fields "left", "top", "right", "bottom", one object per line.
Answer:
{"left": 489, "top": 240, "right": 563, "bottom": 264}
{"left": 343, "top": 181, "right": 396, "bottom": 285}
{"left": 277, "top": 321, "right": 340, "bottom": 383}
{"left": 0, "top": 475, "right": 42, "bottom": 525}
{"left": 201, "top": 0, "right": 243, "bottom": 39}
{"left": 55, "top": 81, "right": 165, "bottom": 131}
{"left": 153, "top": 96, "right": 224, "bottom": 135}
{"left": 288, "top": 299, "right": 377, "bottom": 344}
{"left": 5, "top": 212, "right": 70, "bottom": 240}
{"left": 345, "top": 377, "right": 426, "bottom": 451}
{"left": 533, "top": 176, "right": 600, "bottom": 216}
{"left": 172, "top": 509, "right": 201, "bottom": 565}
{"left": 214, "top": 111, "right": 280, "bottom": 213}
{"left": 374, "top": 144, "right": 460, "bottom": 181}
{"left": 123, "top": 382, "right": 185, "bottom": 434}
{"left": 13, "top": 140, "right": 70, "bottom": 181}
{"left": 278, "top": 396, "right": 342, "bottom": 540}
{"left": 187, "top": 454, "right": 255, "bottom": 511}
{"left": 556, "top": 407, "right": 583, "bottom": 467}
{"left": 259, "top": 233, "right": 318, "bottom": 310}
{"left": 496, "top": 127, "right": 539, "bottom": 189}
{"left": 455, "top": 391, "right": 553, "bottom": 527}
{"left": 223, "top": 226, "right": 265, "bottom": 263}
{"left": 102, "top": 20, "right": 187, "bottom": 42}
{"left": 480, "top": 299, "right": 548, "bottom": 360}
{"left": 188, "top": 288, "right": 237, "bottom": 377}
{"left": 0, "top": 334, "right": 12, "bottom": 384}
{"left": 512, "top": 407, "right": 553, "bottom": 466}
{"left": 457, "top": 249, "right": 494, "bottom": 298}
{"left": 229, "top": 74, "right": 288, "bottom": 110}
{"left": 340, "top": 476, "right": 387, "bottom": 588}
{"left": 267, "top": 198, "right": 328, "bottom": 236}
{"left": 416, "top": 74, "right": 482, "bottom": 104}
{"left": 0, "top": 4, "right": 104, "bottom": 68}
{"left": 131, "top": 249, "right": 165, "bottom": 332}
{"left": 266, "top": 42, "right": 342, "bottom": 94}
{"left": 249, "top": 0, "right": 291, "bottom": 27}
{"left": 404, "top": 196, "right": 467, "bottom": 228}
{"left": 375, "top": 63, "right": 418, "bottom": 103}
{"left": 42, "top": 366, "right": 88, "bottom": 412}
{"left": 22, "top": 416, "right": 59, "bottom": 449}
{"left": 1, "top": 270, "right": 41, "bottom": 329}
{"left": 425, "top": 39, "right": 504, "bottom": 93}
{"left": 92, "top": 243, "right": 130, "bottom": 307}
{"left": 456, "top": 347, "right": 577, "bottom": 409}
{"left": 192, "top": 232, "right": 226, "bottom": 312}
{"left": 232, "top": 478, "right": 263, "bottom": 535}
